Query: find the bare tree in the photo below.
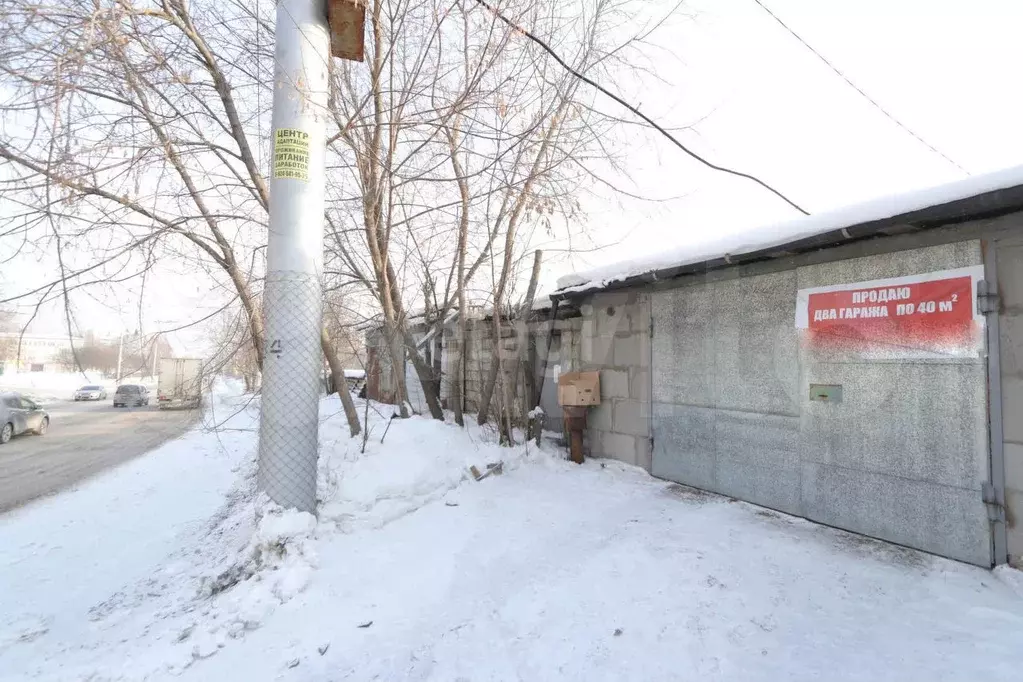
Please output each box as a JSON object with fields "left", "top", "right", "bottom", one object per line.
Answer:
{"left": 0, "top": 0, "right": 364, "bottom": 434}
{"left": 0, "top": 1, "right": 268, "bottom": 359}
{"left": 324, "top": 0, "right": 630, "bottom": 426}
{"left": 202, "top": 305, "right": 256, "bottom": 389}
{"left": 1, "top": 0, "right": 654, "bottom": 440}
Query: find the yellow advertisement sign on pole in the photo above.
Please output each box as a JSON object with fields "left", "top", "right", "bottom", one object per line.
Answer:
{"left": 273, "top": 128, "right": 310, "bottom": 182}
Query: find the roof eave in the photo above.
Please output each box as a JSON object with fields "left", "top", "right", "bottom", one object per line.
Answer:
{"left": 552, "top": 183, "right": 1023, "bottom": 300}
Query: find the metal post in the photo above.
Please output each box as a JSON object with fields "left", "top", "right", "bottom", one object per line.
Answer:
{"left": 257, "top": 0, "right": 331, "bottom": 513}
{"left": 983, "top": 240, "right": 1008, "bottom": 565}
{"left": 533, "top": 298, "right": 561, "bottom": 407}
{"left": 151, "top": 335, "right": 159, "bottom": 378}
{"left": 116, "top": 334, "right": 123, "bottom": 382}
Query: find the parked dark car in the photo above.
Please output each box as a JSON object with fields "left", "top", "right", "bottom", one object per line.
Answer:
{"left": 113, "top": 384, "right": 150, "bottom": 408}
{"left": 0, "top": 392, "right": 49, "bottom": 444}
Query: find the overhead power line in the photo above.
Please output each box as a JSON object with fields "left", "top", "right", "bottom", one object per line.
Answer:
{"left": 472, "top": 0, "right": 809, "bottom": 215}
{"left": 751, "top": 0, "right": 968, "bottom": 175}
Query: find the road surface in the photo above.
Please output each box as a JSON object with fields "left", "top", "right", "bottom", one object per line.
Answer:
{"left": 0, "top": 399, "right": 198, "bottom": 513}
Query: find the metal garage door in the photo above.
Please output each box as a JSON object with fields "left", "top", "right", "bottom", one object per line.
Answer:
{"left": 650, "top": 243, "right": 995, "bottom": 566}
{"left": 992, "top": 237, "right": 1023, "bottom": 565}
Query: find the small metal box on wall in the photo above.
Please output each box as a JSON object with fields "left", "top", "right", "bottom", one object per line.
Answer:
{"left": 558, "top": 371, "right": 601, "bottom": 407}
{"left": 558, "top": 371, "right": 600, "bottom": 465}
{"left": 809, "top": 384, "right": 842, "bottom": 403}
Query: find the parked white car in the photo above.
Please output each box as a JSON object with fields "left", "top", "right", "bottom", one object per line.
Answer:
{"left": 73, "top": 385, "right": 108, "bottom": 401}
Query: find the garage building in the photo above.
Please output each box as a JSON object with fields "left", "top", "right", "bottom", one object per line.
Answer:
{"left": 552, "top": 169, "right": 1023, "bottom": 568}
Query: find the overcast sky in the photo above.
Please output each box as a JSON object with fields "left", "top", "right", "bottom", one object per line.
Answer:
{"left": 541, "top": 0, "right": 1023, "bottom": 289}
{"left": 4, "top": 0, "right": 1022, "bottom": 351}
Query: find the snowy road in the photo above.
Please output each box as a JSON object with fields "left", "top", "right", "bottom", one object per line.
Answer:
{"left": 0, "top": 400, "right": 198, "bottom": 512}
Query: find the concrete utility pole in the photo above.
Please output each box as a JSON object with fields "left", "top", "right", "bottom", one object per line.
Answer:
{"left": 257, "top": 0, "right": 332, "bottom": 513}
{"left": 116, "top": 334, "right": 123, "bottom": 382}
{"left": 151, "top": 335, "right": 159, "bottom": 378}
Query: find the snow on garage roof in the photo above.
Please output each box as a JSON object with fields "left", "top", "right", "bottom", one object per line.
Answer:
{"left": 554, "top": 165, "right": 1023, "bottom": 296}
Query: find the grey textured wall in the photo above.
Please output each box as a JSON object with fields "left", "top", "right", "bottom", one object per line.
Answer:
{"left": 647, "top": 241, "right": 993, "bottom": 566}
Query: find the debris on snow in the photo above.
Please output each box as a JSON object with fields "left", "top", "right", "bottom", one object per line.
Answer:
{"left": 0, "top": 615, "right": 50, "bottom": 650}
{"left": 356, "top": 621, "right": 373, "bottom": 629}
{"left": 201, "top": 498, "right": 317, "bottom": 599}
{"left": 175, "top": 623, "right": 196, "bottom": 643}
{"left": 469, "top": 462, "right": 504, "bottom": 482}
{"left": 191, "top": 630, "right": 223, "bottom": 660}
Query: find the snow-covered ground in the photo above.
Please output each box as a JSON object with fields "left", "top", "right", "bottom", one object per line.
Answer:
{"left": 1, "top": 384, "right": 1022, "bottom": 681}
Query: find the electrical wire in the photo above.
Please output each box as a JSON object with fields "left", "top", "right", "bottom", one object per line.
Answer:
{"left": 472, "top": 0, "right": 809, "bottom": 215}
{"left": 751, "top": 0, "right": 968, "bottom": 175}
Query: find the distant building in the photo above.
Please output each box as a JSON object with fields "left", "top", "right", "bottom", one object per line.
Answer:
{"left": 0, "top": 332, "right": 86, "bottom": 374}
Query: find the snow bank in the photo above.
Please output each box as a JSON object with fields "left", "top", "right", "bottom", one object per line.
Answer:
{"left": 0, "top": 370, "right": 104, "bottom": 390}
{"left": 317, "top": 406, "right": 520, "bottom": 532}
{"left": 995, "top": 565, "right": 1023, "bottom": 599}
{"left": 0, "top": 370, "right": 158, "bottom": 404}
{"left": 0, "top": 370, "right": 109, "bottom": 403}
{"left": 195, "top": 498, "right": 320, "bottom": 643}
{"left": 173, "top": 432, "right": 1023, "bottom": 682}
{"left": 118, "top": 395, "right": 531, "bottom": 677}
{"left": 0, "top": 378, "right": 259, "bottom": 678}
{"left": 556, "top": 164, "right": 1023, "bottom": 293}
{"left": 4, "top": 387, "right": 1023, "bottom": 681}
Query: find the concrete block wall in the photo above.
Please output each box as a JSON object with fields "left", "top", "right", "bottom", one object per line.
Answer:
{"left": 561, "top": 291, "right": 653, "bottom": 470}
{"left": 365, "top": 328, "right": 397, "bottom": 403}
{"left": 367, "top": 315, "right": 556, "bottom": 424}
{"left": 454, "top": 319, "right": 531, "bottom": 423}
{"left": 460, "top": 322, "right": 490, "bottom": 414}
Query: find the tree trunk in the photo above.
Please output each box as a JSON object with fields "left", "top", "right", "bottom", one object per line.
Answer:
{"left": 450, "top": 334, "right": 464, "bottom": 426}
{"left": 321, "top": 327, "right": 361, "bottom": 437}
{"left": 231, "top": 266, "right": 265, "bottom": 370}
{"left": 384, "top": 262, "right": 444, "bottom": 420}
{"left": 402, "top": 331, "right": 445, "bottom": 420}
{"left": 477, "top": 250, "right": 543, "bottom": 428}
{"left": 432, "top": 335, "right": 443, "bottom": 409}
{"left": 384, "top": 322, "right": 410, "bottom": 418}
{"left": 473, "top": 105, "right": 567, "bottom": 426}
{"left": 507, "top": 250, "right": 543, "bottom": 411}
{"left": 476, "top": 341, "right": 501, "bottom": 426}
{"left": 445, "top": 119, "right": 471, "bottom": 427}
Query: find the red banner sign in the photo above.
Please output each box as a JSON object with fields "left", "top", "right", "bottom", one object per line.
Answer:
{"left": 796, "top": 267, "right": 984, "bottom": 358}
